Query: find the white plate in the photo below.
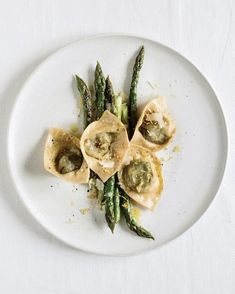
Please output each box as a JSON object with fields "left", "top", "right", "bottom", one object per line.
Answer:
{"left": 8, "top": 35, "right": 227, "bottom": 256}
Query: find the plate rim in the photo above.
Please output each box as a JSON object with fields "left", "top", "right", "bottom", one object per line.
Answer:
{"left": 7, "top": 33, "right": 228, "bottom": 256}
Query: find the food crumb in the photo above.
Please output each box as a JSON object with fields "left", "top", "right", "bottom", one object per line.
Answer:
{"left": 79, "top": 208, "right": 90, "bottom": 215}
{"left": 131, "top": 207, "right": 141, "bottom": 222}
{"left": 66, "top": 217, "right": 76, "bottom": 224}
{"left": 160, "top": 155, "right": 173, "bottom": 162}
{"left": 172, "top": 145, "right": 181, "bottom": 153}
{"left": 87, "top": 193, "right": 97, "bottom": 199}
{"left": 69, "top": 124, "right": 80, "bottom": 136}
{"left": 122, "top": 202, "right": 128, "bottom": 209}
{"left": 70, "top": 200, "right": 75, "bottom": 207}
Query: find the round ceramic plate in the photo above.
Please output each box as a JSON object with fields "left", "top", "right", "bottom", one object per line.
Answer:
{"left": 8, "top": 35, "right": 227, "bottom": 256}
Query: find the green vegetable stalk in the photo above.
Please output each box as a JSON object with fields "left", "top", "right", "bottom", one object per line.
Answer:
{"left": 95, "top": 62, "right": 106, "bottom": 119}
{"left": 114, "top": 181, "right": 121, "bottom": 224}
{"left": 120, "top": 190, "right": 154, "bottom": 240}
{"left": 75, "top": 75, "right": 94, "bottom": 129}
{"left": 89, "top": 62, "right": 106, "bottom": 204}
{"left": 104, "top": 176, "right": 115, "bottom": 233}
{"left": 113, "top": 94, "right": 122, "bottom": 120}
{"left": 103, "top": 76, "right": 122, "bottom": 231}
{"left": 75, "top": 74, "right": 103, "bottom": 203}
{"left": 121, "top": 102, "right": 128, "bottom": 130}
{"left": 128, "top": 46, "right": 144, "bottom": 138}
{"left": 104, "top": 75, "right": 114, "bottom": 111}
{"left": 121, "top": 46, "right": 154, "bottom": 239}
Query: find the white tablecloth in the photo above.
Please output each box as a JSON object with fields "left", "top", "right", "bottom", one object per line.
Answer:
{"left": 0, "top": 1, "right": 234, "bottom": 293}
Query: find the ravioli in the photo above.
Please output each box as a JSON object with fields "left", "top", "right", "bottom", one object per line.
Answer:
{"left": 131, "top": 97, "right": 176, "bottom": 151}
{"left": 44, "top": 128, "right": 89, "bottom": 183}
{"left": 118, "top": 144, "right": 163, "bottom": 210}
{"left": 80, "top": 110, "right": 129, "bottom": 182}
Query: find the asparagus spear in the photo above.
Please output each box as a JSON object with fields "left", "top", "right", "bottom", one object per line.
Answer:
{"left": 95, "top": 62, "right": 106, "bottom": 119}
{"left": 75, "top": 75, "right": 94, "bottom": 128}
{"left": 120, "top": 189, "right": 154, "bottom": 240}
{"left": 113, "top": 94, "right": 122, "bottom": 120}
{"left": 93, "top": 63, "right": 105, "bottom": 198}
{"left": 104, "top": 76, "right": 114, "bottom": 111}
{"left": 104, "top": 175, "right": 115, "bottom": 232}
{"left": 103, "top": 76, "right": 115, "bottom": 231}
{"left": 120, "top": 48, "right": 154, "bottom": 239}
{"left": 105, "top": 76, "right": 122, "bottom": 119}
{"left": 108, "top": 79, "right": 122, "bottom": 225}
{"left": 128, "top": 46, "right": 145, "bottom": 138}
{"left": 121, "top": 102, "right": 128, "bottom": 130}
{"left": 103, "top": 76, "right": 122, "bottom": 230}
{"left": 75, "top": 75, "right": 103, "bottom": 203}
{"left": 90, "top": 63, "right": 105, "bottom": 200}
{"left": 114, "top": 180, "right": 121, "bottom": 224}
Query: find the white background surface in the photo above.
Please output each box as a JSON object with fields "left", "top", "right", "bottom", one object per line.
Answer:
{"left": 0, "top": 0, "right": 234, "bottom": 293}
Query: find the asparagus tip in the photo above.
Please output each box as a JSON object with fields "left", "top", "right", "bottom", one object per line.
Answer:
{"left": 75, "top": 74, "right": 81, "bottom": 83}
{"left": 96, "top": 60, "right": 101, "bottom": 69}
{"left": 109, "top": 222, "right": 115, "bottom": 233}
{"left": 139, "top": 45, "right": 144, "bottom": 54}
{"left": 149, "top": 234, "right": 155, "bottom": 240}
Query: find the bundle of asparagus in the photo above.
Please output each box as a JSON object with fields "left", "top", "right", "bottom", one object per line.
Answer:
{"left": 76, "top": 46, "right": 154, "bottom": 239}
